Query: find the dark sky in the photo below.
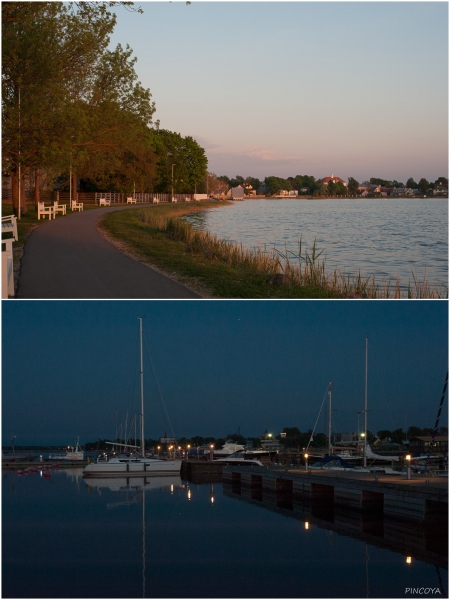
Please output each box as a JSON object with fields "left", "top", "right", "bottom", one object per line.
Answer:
{"left": 2, "top": 300, "right": 448, "bottom": 446}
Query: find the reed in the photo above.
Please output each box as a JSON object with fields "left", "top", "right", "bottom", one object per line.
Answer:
{"left": 107, "top": 207, "right": 447, "bottom": 299}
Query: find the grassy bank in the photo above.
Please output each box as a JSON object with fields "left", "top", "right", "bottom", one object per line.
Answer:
{"left": 100, "top": 202, "right": 344, "bottom": 298}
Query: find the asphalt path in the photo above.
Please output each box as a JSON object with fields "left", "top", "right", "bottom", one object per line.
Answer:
{"left": 17, "top": 205, "right": 201, "bottom": 299}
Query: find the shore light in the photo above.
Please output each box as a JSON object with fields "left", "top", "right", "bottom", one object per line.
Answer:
{"left": 406, "top": 556, "right": 412, "bottom": 565}
{"left": 304, "top": 522, "right": 310, "bottom": 530}
{"left": 304, "top": 453, "right": 309, "bottom": 471}
{"left": 405, "top": 454, "right": 412, "bottom": 480}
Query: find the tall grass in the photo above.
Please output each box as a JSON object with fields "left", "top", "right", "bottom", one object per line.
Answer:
{"left": 134, "top": 208, "right": 447, "bottom": 299}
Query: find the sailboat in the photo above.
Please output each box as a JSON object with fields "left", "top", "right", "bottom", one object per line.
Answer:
{"left": 83, "top": 318, "right": 181, "bottom": 478}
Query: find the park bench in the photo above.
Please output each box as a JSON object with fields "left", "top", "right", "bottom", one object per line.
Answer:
{"left": 71, "top": 199, "right": 83, "bottom": 211}
{"left": 2, "top": 215, "right": 18, "bottom": 298}
{"left": 53, "top": 201, "right": 67, "bottom": 216}
{"left": 98, "top": 198, "right": 111, "bottom": 207}
{"left": 126, "top": 197, "right": 137, "bottom": 204}
{"left": 38, "top": 202, "right": 54, "bottom": 220}
{"left": 152, "top": 198, "right": 160, "bottom": 204}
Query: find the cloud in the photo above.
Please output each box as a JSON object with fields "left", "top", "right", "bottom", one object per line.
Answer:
{"left": 205, "top": 144, "right": 325, "bottom": 178}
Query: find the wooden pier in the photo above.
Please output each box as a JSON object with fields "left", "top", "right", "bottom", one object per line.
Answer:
{"left": 222, "top": 465, "right": 448, "bottom": 523}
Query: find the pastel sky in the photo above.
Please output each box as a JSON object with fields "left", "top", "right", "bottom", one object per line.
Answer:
{"left": 109, "top": 1, "right": 448, "bottom": 183}
{"left": 2, "top": 301, "right": 447, "bottom": 446}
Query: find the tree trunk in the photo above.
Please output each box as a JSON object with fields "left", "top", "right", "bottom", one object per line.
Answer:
{"left": 11, "top": 171, "right": 19, "bottom": 217}
{"left": 34, "top": 168, "right": 40, "bottom": 208}
{"left": 71, "top": 171, "right": 77, "bottom": 204}
{"left": 20, "top": 171, "right": 28, "bottom": 215}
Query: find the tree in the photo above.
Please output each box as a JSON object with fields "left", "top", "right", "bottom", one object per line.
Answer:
{"left": 417, "top": 178, "right": 429, "bottom": 194}
{"left": 435, "top": 176, "right": 448, "bottom": 185}
{"left": 152, "top": 129, "right": 207, "bottom": 193}
{"left": 348, "top": 177, "right": 359, "bottom": 195}
{"left": 406, "top": 177, "right": 417, "bottom": 189}
{"left": 264, "top": 176, "right": 291, "bottom": 196}
{"left": 2, "top": 1, "right": 158, "bottom": 213}
{"left": 407, "top": 426, "right": 423, "bottom": 438}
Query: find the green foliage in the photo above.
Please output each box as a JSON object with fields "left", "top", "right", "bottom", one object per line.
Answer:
{"left": 347, "top": 177, "right": 359, "bottom": 195}
{"left": 2, "top": 1, "right": 159, "bottom": 205}
{"left": 153, "top": 130, "right": 208, "bottom": 193}
{"left": 264, "top": 176, "right": 292, "bottom": 195}
{"left": 407, "top": 426, "right": 423, "bottom": 438}
{"left": 406, "top": 177, "right": 418, "bottom": 189}
{"left": 417, "top": 178, "right": 429, "bottom": 193}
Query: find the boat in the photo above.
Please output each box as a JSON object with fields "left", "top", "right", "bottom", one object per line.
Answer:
{"left": 83, "top": 318, "right": 181, "bottom": 478}
{"left": 49, "top": 437, "right": 84, "bottom": 461}
{"left": 309, "top": 455, "right": 402, "bottom": 475}
{"left": 215, "top": 450, "right": 264, "bottom": 467}
{"left": 213, "top": 441, "right": 245, "bottom": 458}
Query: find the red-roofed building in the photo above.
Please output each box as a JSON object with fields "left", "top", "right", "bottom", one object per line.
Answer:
{"left": 321, "top": 173, "right": 347, "bottom": 187}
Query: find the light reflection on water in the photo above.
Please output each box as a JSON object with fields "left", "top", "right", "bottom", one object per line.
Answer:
{"left": 2, "top": 468, "right": 447, "bottom": 598}
{"left": 184, "top": 198, "right": 448, "bottom": 289}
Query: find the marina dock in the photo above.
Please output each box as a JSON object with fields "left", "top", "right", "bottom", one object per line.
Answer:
{"left": 180, "top": 461, "right": 448, "bottom": 523}
{"left": 221, "top": 465, "right": 448, "bottom": 523}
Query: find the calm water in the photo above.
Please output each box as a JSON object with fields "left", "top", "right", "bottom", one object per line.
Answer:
{"left": 185, "top": 199, "right": 448, "bottom": 289}
{"left": 2, "top": 468, "right": 447, "bottom": 598}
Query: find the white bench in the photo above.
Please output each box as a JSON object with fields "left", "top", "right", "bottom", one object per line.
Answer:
{"left": 38, "top": 202, "right": 54, "bottom": 220}
{"left": 169, "top": 197, "right": 177, "bottom": 203}
{"left": 98, "top": 198, "right": 111, "bottom": 207}
{"left": 2, "top": 215, "right": 18, "bottom": 299}
{"left": 152, "top": 198, "right": 160, "bottom": 204}
{"left": 126, "top": 197, "right": 137, "bottom": 204}
{"left": 53, "top": 201, "right": 66, "bottom": 216}
{"left": 71, "top": 200, "right": 83, "bottom": 211}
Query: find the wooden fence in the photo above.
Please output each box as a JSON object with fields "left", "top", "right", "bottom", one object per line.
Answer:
{"left": 2, "top": 189, "right": 205, "bottom": 205}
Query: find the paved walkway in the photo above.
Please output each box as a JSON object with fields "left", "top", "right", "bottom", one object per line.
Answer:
{"left": 17, "top": 206, "right": 201, "bottom": 299}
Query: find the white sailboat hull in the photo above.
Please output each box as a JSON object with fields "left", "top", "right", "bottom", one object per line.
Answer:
{"left": 83, "top": 458, "right": 181, "bottom": 477}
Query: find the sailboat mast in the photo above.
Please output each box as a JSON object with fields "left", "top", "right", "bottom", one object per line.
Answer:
{"left": 139, "top": 317, "right": 145, "bottom": 458}
{"left": 364, "top": 337, "right": 368, "bottom": 468}
{"left": 328, "top": 382, "right": 332, "bottom": 455}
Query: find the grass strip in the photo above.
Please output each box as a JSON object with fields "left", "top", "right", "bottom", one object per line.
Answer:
{"left": 99, "top": 203, "right": 345, "bottom": 299}
{"left": 100, "top": 203, "right": 447, "bottom": 299}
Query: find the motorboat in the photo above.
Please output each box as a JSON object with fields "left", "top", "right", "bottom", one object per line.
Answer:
{"left": 83, "top": 318, "right": 181, "bottom": 478}
{"left": 213, "top": 441, "right": 245, "bottom": 458}
{"left": 49, "top": 438, "right": 84, "bottom": 461}
{"left": 215, "top": 450, "right": 263, "bottom": 467}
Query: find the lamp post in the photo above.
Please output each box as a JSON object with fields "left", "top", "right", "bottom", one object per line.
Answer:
{"left": 304, "top": 453, "right": 309, "bottom": 471}
{"left": 405, "top": 454, "right": 411, "bottom": 480}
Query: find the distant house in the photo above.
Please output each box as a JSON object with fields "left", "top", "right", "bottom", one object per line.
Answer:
{"left": 227, "top": 185, "right": 245, "bottom": 200}
{"left": 321, "top": 173, "right": 347, "bottom": 187}
{"left": 434, "top": 183, "right": 448, "bottom": 196}
{"left": 408, "top": 436, "right": 448, "bottom": 455}
{"left": 277, "top": 190, "right": 298, "bottom": 197}
{"left": 358, "top": 183, "right": 381, "bottom": 196}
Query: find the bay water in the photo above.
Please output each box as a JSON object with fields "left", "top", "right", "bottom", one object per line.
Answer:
{"left": 2, "top": 467, "right": 447, "bottom": 598}
{"left": 185, "top": 198, "right": 448, "bottom": 291}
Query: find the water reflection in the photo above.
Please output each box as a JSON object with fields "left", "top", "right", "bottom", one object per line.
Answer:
{"left": 223, "top": 482, "right": 448, "bottom": 571}
{"left": 3, "top": 468, "right": 447, "bottom": 598}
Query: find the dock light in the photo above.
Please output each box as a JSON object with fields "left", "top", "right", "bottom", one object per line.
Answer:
{"left": 405, "top": 455, "right": 412, "bottom": 480}
{"left": 187, "top": 486, "right": 191, "bottom": 501}
{"left": 304, "top": 453, "right": 309, "bottom": 471}
{"left": 406, "top": 556, "right": 412, "bottom": 565}
{"left": 304, "top": 522, "right": 309, "bottom": 530}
